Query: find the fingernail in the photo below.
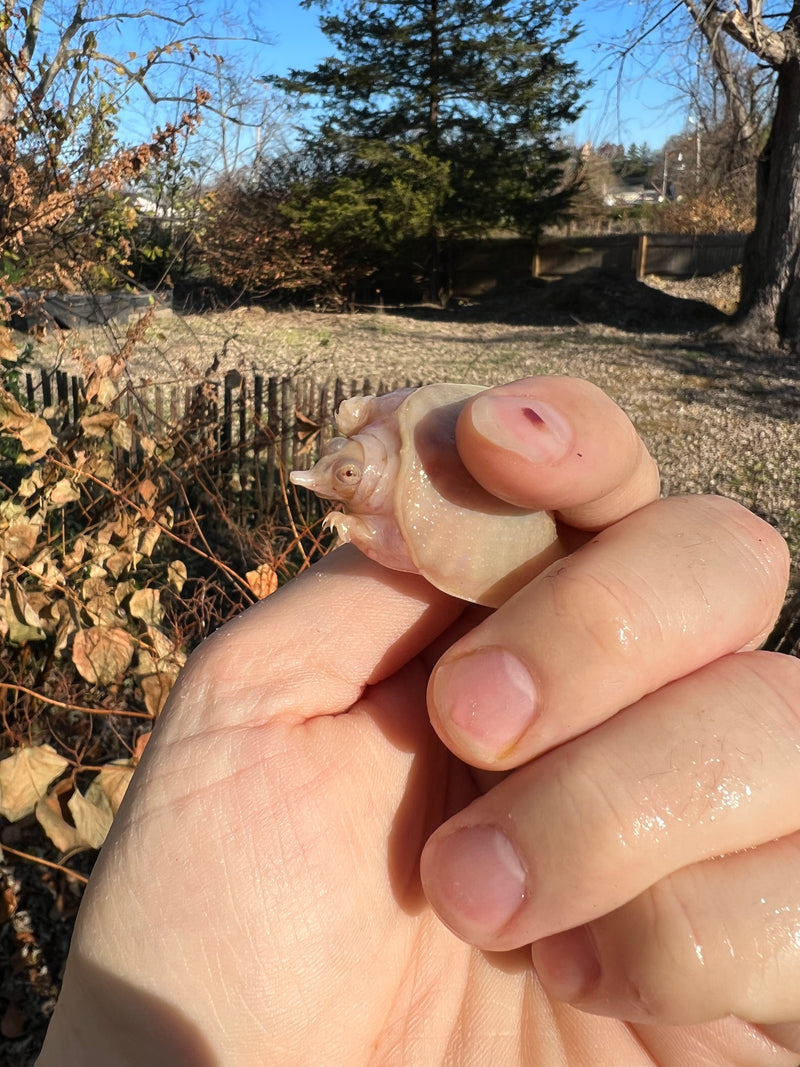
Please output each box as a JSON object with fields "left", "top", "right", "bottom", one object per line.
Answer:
{"left": 429, "top": 825, "right": 527, "bottom": 934}
{"left": 470, "top": 393, "right": 573, "bottom": 464}
{"left": 431, "top": 647, "right": 538, "bottom": 758}
{"left": 532, "top": 926, "right": 602, "bottom": 1001}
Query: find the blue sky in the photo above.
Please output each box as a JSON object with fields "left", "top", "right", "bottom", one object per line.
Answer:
{"left": 259, "top": 0, "right": 694, "bottom": 151}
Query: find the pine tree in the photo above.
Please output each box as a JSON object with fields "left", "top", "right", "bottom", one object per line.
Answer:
{"left": 274, "top": 0, "right": 584, "bottom": 296}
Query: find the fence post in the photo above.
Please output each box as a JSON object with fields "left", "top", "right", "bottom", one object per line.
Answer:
{"left": 635, "top": 234, "right": 648, "bottom": 280}
{"left": 266, "top": 377, "right": 279, "bottom": 512}
{"left": 280, "top": 377, "right": 294, "bottom": 477}
{"left": 71, "top": 376, "right": 82, "bottom": 422}
{"left": 252, "top": 375, "right": 264, "bottom": 518}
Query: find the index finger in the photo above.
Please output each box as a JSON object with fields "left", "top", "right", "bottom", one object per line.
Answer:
{"left": 162, "top": 546, "right": 464, "bottom": 738}
{"left": 456, "top": 376, "right": 660, "bottom": 530}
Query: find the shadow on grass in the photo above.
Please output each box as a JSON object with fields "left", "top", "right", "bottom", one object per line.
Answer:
{"left": 384, "top": 268, "right": 798, "bottom": 423}
{"left": 390, "top": 268, "right": 730, "bottom": 334}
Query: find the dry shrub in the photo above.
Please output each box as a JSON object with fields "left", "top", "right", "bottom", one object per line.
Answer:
{"left": 0, "top": 90, "right": 210, "bottom": 295}
{"left": 657, "top": 187, "right": 755, "bottom": 235}
{"left": 0, "top": 96, "right": 329, "bottom": 876}
{"left": 198, "top": 178, "right": 337, "bottom": 302}
{"left": 0, "top": 332, "right": 328, "bottom": 873}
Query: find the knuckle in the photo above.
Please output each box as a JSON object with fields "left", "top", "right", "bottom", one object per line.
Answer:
{"left": 613, "top": 876, "right": 726, "bottom": 1025}
{"left": 544, "top": 557, "right": 665, "bottom": 662}
{"left": 745, "top": 650, "right": 800, "bottom": 740}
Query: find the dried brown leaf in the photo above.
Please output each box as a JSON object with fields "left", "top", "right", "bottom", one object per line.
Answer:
{"left": 0, "top": 390, "right": 55, "bottom": 457}
{"left": 72, "top": 626, "right": 135, "bottom": 686}
{"left": 80, "top": 411, "right": 119, "bottom": 438}
{"left": 27, "top": 555, "right": 64, "bottom": 590}
{"left": 105, "top": 551, "right": 132, "bottom": 579}
{"left": 48, "top": 478, "right": 81, "bottom": 506}
{"left": 87, "top": 762, "right": 134, "bottom": 817}
{"left": 137, "top": 479, "right": 158, "bottom": 505}
{"left": 35, "top": 782, "right": 84, "bottom": 853}
{"left": 245, "top": 563, "right": 278, "bottom": 599}
{"left": 82, "top": 576, "right": 110, "bottom": 600}
{"left": 0, "top": 325, "right": 18, "bottom": 363}
{"left": 0, "top": 745, "right": 69, "bottom": 822}
{"left": 17, "top": 416, "right": 56, "bottom": 457}
{"left": 2, "top": 585, "right": 46, "bottom": 644}
{"left": 110, "top": 419, "right": 133, "bottom": 451}
{"left": 0, "top": 884, "right": 18, "bottom": 922}
{"left": 140, "top": 672, "right": 175, "bottom": 717}
{"left": 68, "top": 786, "right": 112, "bottom": 849}
{"left": 48, "top": 599, "right": 81, "bottom": 655}
{"left": 17, "top": 470, "right": 44, "bottom": 497}
{"left": 0, "top": 388, "right": 29, "bottom": 430}
{"left": 84, "top": 593, "right": 120, "bottom": 628}
{"left": 93, "top": 456, "right": 115, "bottom": 481}
{"left": 64, "top": 535, "right": 87, "bottom": 568}
{"left": 0, "top": 518, "right": 41, "bottom": 562}
{"left": 136, "top": 525, "right": 161, "bottom": 559}
{"left": 167, "top": 560, "right": 187, "bottom": 593}
{"left": 129, "top": 587, "right": 163, "bottom": 626}
{"left": 114, "top": 578, "right": 137, "bottom": 605}
{"left": 132, "top": 732, "right": 152, "bottom": 762}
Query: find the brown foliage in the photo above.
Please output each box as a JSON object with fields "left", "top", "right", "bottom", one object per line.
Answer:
{"left": 657, "top": 186, "right": 756, "bottom": 235}
{"left": 0, "top": 339, "right": 331, "bottom": 873}
{"left": 0, "top": 70, "right": 209, "bottom": 294}
{"left": 197, "top": 179, "right": 336, "bottom": 301}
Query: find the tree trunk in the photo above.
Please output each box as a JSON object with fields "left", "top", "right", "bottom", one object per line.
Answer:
{"left": 737, "top": 56, "right": 800, "bottom": 350}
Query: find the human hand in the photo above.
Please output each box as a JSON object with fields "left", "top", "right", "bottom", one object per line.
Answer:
{"left": 37, "top": 378, "right": 799, "bottom": 1067}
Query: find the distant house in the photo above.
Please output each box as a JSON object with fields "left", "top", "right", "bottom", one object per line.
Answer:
{"left": 603, "top": 186, "right": 663, "bottom": 207}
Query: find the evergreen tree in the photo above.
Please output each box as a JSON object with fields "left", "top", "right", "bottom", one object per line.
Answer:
{"left": 273, "top": 0, "right": 585, "bottom": 296}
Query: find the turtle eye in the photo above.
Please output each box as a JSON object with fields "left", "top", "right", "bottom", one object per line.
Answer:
{"left": 333, "top": 458, "right": 363, "bottom": 493}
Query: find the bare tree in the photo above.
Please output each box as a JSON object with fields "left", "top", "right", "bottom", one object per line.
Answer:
{"left": 0, "top": 0, "right": 268, "bottom": 136}
{"left": 682, "top": 0, "right": 764, "bottom": 153}
{"left": 613, "top": 0, "right": 800, "bottom": 349}
{"left": 679, "top": 0, "right": 800, "bottom": 348}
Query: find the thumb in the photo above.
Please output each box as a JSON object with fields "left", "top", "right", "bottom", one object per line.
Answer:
{"left": 456, "top": 376, "right": 660, "bottom": 530}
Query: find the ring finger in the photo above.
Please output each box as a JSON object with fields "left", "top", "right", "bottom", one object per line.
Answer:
{"left": 530, "top": 828, "right": 800, "bottom": 1047}
{"left": 421, "top": 650, "right": 800, "bottom": 953}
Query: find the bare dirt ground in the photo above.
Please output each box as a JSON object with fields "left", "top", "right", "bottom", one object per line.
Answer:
{"left": 3, "top": 267, "right": 799, "bottom": 1063}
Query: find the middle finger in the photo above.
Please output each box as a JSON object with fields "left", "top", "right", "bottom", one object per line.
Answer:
{"left": 427, "top": 494, "right": 788, "bottom": 770}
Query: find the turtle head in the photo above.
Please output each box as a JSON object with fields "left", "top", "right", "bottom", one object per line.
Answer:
{"left": 290, "top": 437, "right": 376, "bottom": 505}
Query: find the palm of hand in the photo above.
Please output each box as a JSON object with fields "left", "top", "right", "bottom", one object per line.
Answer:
{"left": 62, "top": 563, "right": 790, "bottom": 1067}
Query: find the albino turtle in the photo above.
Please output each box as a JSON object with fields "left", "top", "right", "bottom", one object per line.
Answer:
{"left": 289, "top": 383, "right": 561, "bottom": 607}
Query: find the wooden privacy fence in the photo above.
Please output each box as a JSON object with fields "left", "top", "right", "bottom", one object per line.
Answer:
{"left": 446, "top": 234, "right": 747, "bottom": 296}
{"left": 23, "top": 368, "right": 417, "bottom": 520}
{"left": 532, "top": 233, "right": 747, "bottom": 281}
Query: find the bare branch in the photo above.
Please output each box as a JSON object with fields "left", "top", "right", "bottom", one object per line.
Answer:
{"left": 708, "top": 0, "right": 794, "bottom": 65}
{"left": 683, "top": 0, "right": 762, "bottom": 143}
{"left": 21, "top": 0, "right": 47, "bottom": 67}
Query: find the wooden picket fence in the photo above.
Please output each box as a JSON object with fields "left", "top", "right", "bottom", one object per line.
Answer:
{"left": 23, "top": 368, "right": 417, "bottom": 521}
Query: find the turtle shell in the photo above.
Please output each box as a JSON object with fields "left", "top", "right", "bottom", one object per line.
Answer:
{"left": 394, "top": 384, "right": 560, "bottom": 606}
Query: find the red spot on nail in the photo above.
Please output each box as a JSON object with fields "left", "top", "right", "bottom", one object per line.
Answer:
{"left": 522, "top": 406, "right": 545, "bottom": 426}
